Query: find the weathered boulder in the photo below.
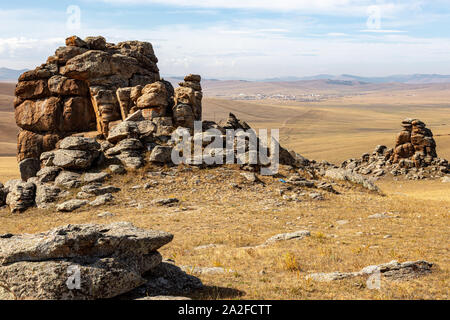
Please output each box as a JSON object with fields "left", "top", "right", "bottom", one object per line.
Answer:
{"left": 81, "top": 184, "right": 120, "bottom": 195}
{"left": 0, "top": 222, "right": 173, "bottom": 300}
{"left": 19, "top": 158, "right": 41, "bottom": 181}
{"left": 56, "top": 199, "right": 89, "bottom": 212}
{"left": 54, "top": 171, "right": 82, "bottom": 189}
{"left": 58, "top": 136, "right": 100, "bottom": 151}
{"left": 5, "top": 181, "right": 36, "bottom": 212}
{"left": 35, "top": 184, "right": 62, "bottom": 209}
{"left": 83, "top": 172, "right": 110, "bottom": 184}
{"left": 52, "top": 149, "right": 98, "bottom": 170}
{"left": 149, "top": 146, "right": 173, "bottom": 164}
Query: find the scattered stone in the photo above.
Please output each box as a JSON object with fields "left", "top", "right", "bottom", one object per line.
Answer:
{"left": 442, "top": 176, "right": 450, "bottom": 183}
{"left": 193, "top": 244, "right": 225, "bottom": 250}
{"left": 336, "top": 220, "right": 349, "bottom": 225}
{"left": 368, "top": 212, "right": 395, "bottom": 219}
{"left": 58, "top": 137, "right": 100, "bottom": 151}
{"left": 52, "top": 149, "right": 99, "bottom": 170}
{"left": 81, "top": 184, "right": 121, "bottom": 195}
{"left": 109, "top": 164, "right": 126, "bottom": 174}
{"left": 83, "top": 172, "right": 110, "bottom": 184}
{"left": 180, "top": 266, "right": 233, "bottom": 275}
{"left": 324, "top": 168, "right": 379, "bottom": 191}
{"left": 77, "top": 191, "right": 95, "bottom": 199}
{"left": 286, "top": 176, "right": 315, "bottom": 187}
{"left": 97, "top": 211, "right": 115, "bottom": 218}
{"left": 265, "top": 230, "right": 310, "bottom": 243}
{"left": 309, "top": 192, "right": 324, "bottom": 200}
{"left": 89, "top": 193, "right": 114, "bottom": 207}
{"left": 152, "top": 198, "right": 179, "bottom": 206}
{"left": 240, "top": 172, "right": 261, "bottom": 183}
{"left": 56, "top": 199, "right": 89, "bottom": 212}
{"left": 307, "top": 260, "right": 433, "bottom": 282}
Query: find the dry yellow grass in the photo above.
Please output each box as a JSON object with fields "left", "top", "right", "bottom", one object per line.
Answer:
{"left": 0, "top": 82, "right": 449, "bottom": 300}
{"left": 0, "top": 164, "right": 448, "bottom": 300}
{"left": 0, "top": 157, "right": 18, "bottom": 181}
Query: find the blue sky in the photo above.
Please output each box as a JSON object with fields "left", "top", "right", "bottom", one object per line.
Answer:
{"left": 1, "top": 0, "right": 450, "bottom": 79}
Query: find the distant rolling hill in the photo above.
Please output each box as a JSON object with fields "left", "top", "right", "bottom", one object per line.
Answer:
{"left": 262, "top": 74, "right": 450, "bottom": 84}
{"left": 0, "top": 82, "right": 17, "bottom": 156}
{"left": 0, "top": 68, "right": 27, "bottom": 81}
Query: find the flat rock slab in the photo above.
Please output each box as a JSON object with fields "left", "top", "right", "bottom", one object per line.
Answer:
{"left": 265, "top": 230, "right": 311, "bottom": 244}
{"left": 306, "top": 260, "right": 433, "bottom": 282}
{"left": 83, "top": 172, "right": 110, "bottom": 183}
{"left": 0, "top": 222, "right": 174, "bottom": 300}
{"left": 56, "top": 199, "right": 88, "bottom": 212}
{"left": 180, "top": 266, "right": 234, "bottom": 275}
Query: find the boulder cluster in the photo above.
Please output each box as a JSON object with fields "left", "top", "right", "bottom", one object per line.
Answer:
{"left": 341, "top": 119, "right": 449, "bottom": 180}
{"left": 0, "top": 222, "right": 202, "bottom": 300}
{"left": 14, "top": 35, "right": 185, "bottom": 162}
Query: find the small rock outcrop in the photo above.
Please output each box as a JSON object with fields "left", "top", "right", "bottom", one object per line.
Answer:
{"left": 341, "top": 119, "right": 449, "bottom": 180}
{"left": 0, "top": 222, "right": 200, "bottom": 300}
{"left": 306, "top": 260, "right": 433, "bottom": 282}
{"left": 391, "top": 118, "right": 437, "bottom": 166}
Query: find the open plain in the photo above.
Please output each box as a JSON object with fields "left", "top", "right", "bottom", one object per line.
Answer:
{"left": 0, "top": 80, "right": 449, "bottom": 299}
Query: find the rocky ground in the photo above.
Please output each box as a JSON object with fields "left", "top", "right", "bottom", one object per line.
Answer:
{"left": 0, "top": 161, "right": 448, "bottom": 299}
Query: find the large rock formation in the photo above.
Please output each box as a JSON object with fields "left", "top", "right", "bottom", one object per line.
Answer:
{"left": 0, "top": 222, "right": 201, "bottom": 300}
{"left": 14, "top": 36, "right": 164, "bottom": 162}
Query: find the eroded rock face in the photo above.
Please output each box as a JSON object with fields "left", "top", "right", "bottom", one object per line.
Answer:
{"left": 392, "top": 119, "right": 437, "bottom": 166}
{"left": 15, "top": 35, "right": 163, "bottom": 161}
{"left": 5, "top": 181, "right": 36, "bottom": 213}
{"left": 0, "top": 222, "right": 174, "bottom": 300}
{"left": 173, "top": 75, "right": 202, "bottom": 130}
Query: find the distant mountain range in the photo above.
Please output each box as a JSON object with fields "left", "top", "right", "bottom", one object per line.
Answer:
{"left": 261, "top": 74, "right": 450, "bottom": 84}
{"left": 0, "top": 68, "right": 28, "bottom": 81}
{"left": 3, "top": 67, "right": 450, "bottom": 84}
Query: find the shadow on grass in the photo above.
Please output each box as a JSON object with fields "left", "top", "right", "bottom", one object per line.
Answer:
{"left": 188, "top": 285, "right": 246, "bottom": 300}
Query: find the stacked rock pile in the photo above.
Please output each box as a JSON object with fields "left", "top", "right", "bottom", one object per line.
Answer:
{"left": 341, "top": 119, "right": 449, "bottom": 180}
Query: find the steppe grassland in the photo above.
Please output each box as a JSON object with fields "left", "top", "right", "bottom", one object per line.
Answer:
{"left": 0, "top": 164, "right": 448, "bottom": 299}
{"left": 0, "top": 84, "right": 449, "bottom": 299}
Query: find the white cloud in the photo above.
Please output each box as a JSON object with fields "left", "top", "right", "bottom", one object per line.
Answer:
{"left": 98, "top": 0, "right": 423, "bottom": 16}
{"left": 1, "top": 4, "right": 450, "bottom": 77}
